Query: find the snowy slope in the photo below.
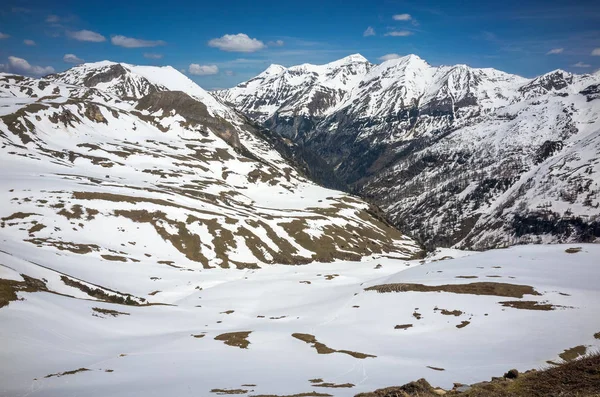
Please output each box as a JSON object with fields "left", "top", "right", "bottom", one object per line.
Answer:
{"left": 216, "top": 54, "right": 600, "bottom": 249}
{"left": 1, "top": 244, "right": 599, "bottom": 396}
{"left": 0, "top": 66, "right": 421, "bottom": 273}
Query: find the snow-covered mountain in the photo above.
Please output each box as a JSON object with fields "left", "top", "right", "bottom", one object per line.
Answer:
{"left": 215, "top": 55, "right": 600, "bottom": 249}
{"left": 0, "top": 62, "right": 421, "bottom": 278}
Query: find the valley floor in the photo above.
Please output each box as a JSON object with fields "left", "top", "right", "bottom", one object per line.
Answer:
{"left": 1, "top": 244, "right": 600, "bottom": 397}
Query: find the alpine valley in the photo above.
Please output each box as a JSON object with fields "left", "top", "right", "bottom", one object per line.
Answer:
{"left": 1, "top": 57, "right": 599, "bottom": 397}
{"left": 216, "top": 54, "right": 600, "bottom": 250}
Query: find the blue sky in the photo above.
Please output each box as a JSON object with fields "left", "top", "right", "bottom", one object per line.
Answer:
{"left": 1, "top": 0, "right": 599, "bottom": 89}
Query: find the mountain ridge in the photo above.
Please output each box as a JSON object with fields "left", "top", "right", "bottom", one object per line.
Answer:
{"left": 215, "top": 53, "right": 600, "bottom": 250}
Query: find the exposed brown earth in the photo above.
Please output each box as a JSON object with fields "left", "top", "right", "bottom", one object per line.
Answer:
{"left": 365, "top": 282, "right": 540, "bottom": 298}
{"left": 291, "top": 333, "right": 376, "bottom": 359}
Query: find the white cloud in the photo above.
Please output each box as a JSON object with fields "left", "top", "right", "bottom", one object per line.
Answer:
{"left": 46, "top": 14, "right": 60, "bottom": 23}
{"left": 592, "top": 48, "right": 600, "bottom": 56}
{"left": 384, "top": 31, "right": 413, "bottom": 37}
{"left": 67, "top": 30, "right": 106, "bottom": 42}
{"left": 111, "top": 35, "right": 166, "bottom": 48}
{"left": 7, "top": 56, "right": 55, "bottom": 76}
{"left": 24, "top": 39, "right": 36, "bottom": 46}
{"left": 188, "top": 64, "right": 219, "bottom": 75}
{"left": 546, "top": 48, "right": 564, "bottom": 55}
{"left": 143, "top": 53, "right": 163, "bottom": 59}
{"left": 225, "top": 70, "right": 235, "bottom": 76}
{"left": 63, "top": 54, "right": 84, "bottom": 64}
{"left": 0, "top": 32, "right": 10, "bottom": 39}
{"left": 393, "top": 13, "right": 412, "bottom": 21}
{"left": 378, "top": 53, "right": 401, "bottom": 61}
{"left": 208, "top": 33, "right": 266, "bottom": 52}
{"left": 363, "top": 26, "right": 376, "bottom": 37}
{"left": 572, "top": 61, "right": 591, "bottom": 68}
{"left": 267, "top": 39, "right": 285, "bottom": 47}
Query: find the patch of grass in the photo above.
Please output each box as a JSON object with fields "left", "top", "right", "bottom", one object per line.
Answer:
{"left": 438, "top": 309, "right": 463, "bottom": 316}
{"left": 355, "top": 379, "right": 438, "bottom": 397}
{"left": 25, "top": 238, "right": 100, "bottom": 254}
{"left": 395, "top": 324, "right": 413, "bottom": 330}
{"left": 359, "top": 352, "right": 600, "bottom": 397}
{"left": 45, "top": 368, "right": 90, "bottom": 378}
{"left": 559, "top": 345, "right": 587, "bottom": 362}
{"left": 57, "top": 205, "right": 84, "bottom": 220}
{"left": 365, "top": 282, "right": 540, "bottom": 298}
{"left": 1, "top": 212, "right": 38, "bottom": 221}
{"left": 426, "top": 366, "right": 445, "bottom": 371}
{"left": 456, "top": 276, "right": 478, "bottom": 279}
{"left": 215, "top": 331, "right": 252, "bottom": 349}
{"left": 61, "top": 276, "right": 140, "bottom": 306}
{"left": 221, "top": 310, "right": 235, "bottom": 315}
{"left": 92, "top": 307, "right": 130, "bottom": 317}
{"left": 594, "top": 332, "right": 600, "bottom": 340}
{"left": 0, "top": 275, "right": 47, "bottom": 308}
{"left": 565, "top": 247, "right": 582, "bottom": 254}
{"left": 28, "top": 223, "right": 46, "bottom": 234}
{"left": 250, "top": 393, "right": 331, "bottom": 397}
{"left": 459, "top": 351, "right": 600, "bottom": 397}
{"left": 291, "top": 333, "right": 375, "bottom": 359}
{"left": 101, "top": 254, "right": 128, "bottom": 262}
{"left": 192, "top": 334, "right": 206, "bottom": 338}
{"left": 211, "top": 389, "right": 249, "bottom": 395}
{"left": 309, "top": 379, "right": 324, "bottom": 384}
{"left": 499, "top": 301, "right": 558, "bottom": 311}
{"left": 312, "top": 383, "right": 354, "bottom": 388}
{"left": 456, "top": 321, "right": 470, "bottom": 329}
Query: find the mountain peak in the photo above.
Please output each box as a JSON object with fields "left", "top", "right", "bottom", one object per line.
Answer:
{"left": 260, "top": 64, "right": 286, "bottom": 77}
{"left": 324, "top": 54, "right": 370, "bottom": 68}
{"left": 382, "top": 54, "right": 428, "bottom": 67}
{"left": 339, "top": 53, "right": 369, "bottom": 63}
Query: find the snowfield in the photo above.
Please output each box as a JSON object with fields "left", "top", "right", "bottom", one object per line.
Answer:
{"left": 1, "top": 244, "right": 600, "bottom": 397}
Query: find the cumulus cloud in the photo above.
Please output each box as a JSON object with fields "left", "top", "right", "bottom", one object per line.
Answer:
{"left": 592, "top": 48, "right": 600, "bottom": 56}
{"left": 546, "top": 48, "right": 564, "bottom": 55}
{"left": 384, "top": 31, "right": 413, "bottom": 37}
{"left": 63, "top": 54, "right": 84, "bottom": 64}
{"left": 67, "top": 30, "right": 106, "bottom": 42}
{"left": 393, "top": 13, "right": 412, "bottom": 21}
{"left": 46, "top": 14, "right": 60, "bottom": 23}
{"left": 143, "top": 53, "right": 163, "bottom": 59}
{"left": 7, "top": 56, "right": 55, "bottom": 76}
{"left": 267, "top": 39, "right": 285, "bottom": 47}
{"left": 24, "top": 39, "right": 36, "bottom": 46}
{"left": 208, "top": 33, "right": 266, "bottom": 52}
{"left": 188, "top": 64, "right": 219, "bottom": 75}
{"left": 111, "top": 35, "right": 166, "bottom": 48}
{"left": 363, "top": 26, "right": 376, "bottom": 37}
{"left": 0, "top": 32, "right": 10, "bottom": 39}
{"left": 572, "top": 61, "right": 591, "bottom": 68}
{"left": 378, "top": 53, "right": 401, "bottom": 61}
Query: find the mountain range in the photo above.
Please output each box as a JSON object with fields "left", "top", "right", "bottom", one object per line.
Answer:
{"left": 2, "top": 57, "right": 600, "bottom": 397}
{"left": 215, "top": 54, "right": 600, "bottom": 249}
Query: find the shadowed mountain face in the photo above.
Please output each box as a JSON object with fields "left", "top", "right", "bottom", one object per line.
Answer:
{"left": 215, "top": 54, "right": 600, "bottom": 250}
